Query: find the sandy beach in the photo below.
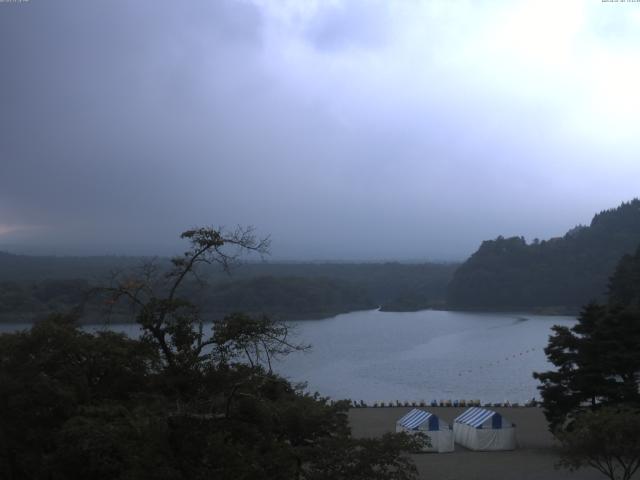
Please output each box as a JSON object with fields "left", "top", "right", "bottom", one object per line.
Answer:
{"left": 348, "top": 407, "right": 607, "bottom": 480}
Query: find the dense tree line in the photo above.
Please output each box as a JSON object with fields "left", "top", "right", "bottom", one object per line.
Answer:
{"left": 200, "top": 276, "right": 375, "bottom": 319}
{"left": 160, "top": 272, "right": 379, "bottom": 321}
{"left": 447, "top": 199, "right": 640, "bottom": 311}
{"left": 0, "top": 252, "right": 140, "bottom": 283}
{"left": 0, "top": 276, "right": 375, "bottom": 321}
{"left": 0, "top": 254, "right": 457, "bottom": 322}
{"left": 534, "top": 244, "right": 640, "bottom": 480}
{"left": 0, "top": 227, "right": 423, "bottom": 479}
{"left": 534, "top": 243, "right": 640, "bottom": 428}
{"left": 0, "top": 279, "right": 89, "bottom": 316}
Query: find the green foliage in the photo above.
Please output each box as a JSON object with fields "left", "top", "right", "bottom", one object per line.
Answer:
{"left": 0, "top": 227, "right": 420, "bottom": 480}
{"left": 51, "top": 403, "right": 180, "bottom": 480}
{"left": 557, "top": 406, "right": 640, "bottom": 480}
{"left": 609, "top": 244, "right": 640, "bottom": 308}
{"left": 0, "top": 315, "right": 420, "bottom": 479}
{"left": 0, "top": 314, "right": 157, "bottom": 479}
{"left": 0, "top": 279, "right": 89, "bottom": 315}
{"left": 0, "top": 257, "right": 457, "bottom": 321}
{"left": 305, "top": 433, "right": 425, "bottom": 480}
{"left": 535, "top": 244, "right": 640, "bottom": 479}
{"left": 448, "top": 199, "right": 640, "bottom": 310}
{"left": 534, "top": 243, "right": 640, "bottom": 430}
{"left": 533, "top": 303, "right": 640, "bottom": 429}
{"left": 201, "top": 275, "right": 376, "bottom": 319}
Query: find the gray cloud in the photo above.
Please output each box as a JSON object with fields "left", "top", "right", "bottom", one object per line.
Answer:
{"left": 1, "top": 0, "right": 639, "bottom": 259}
{"left": 303, "top": 0, "right": 391, "bottom": 52}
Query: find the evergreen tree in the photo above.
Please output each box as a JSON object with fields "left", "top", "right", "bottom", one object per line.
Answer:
{"left": 536, "top": 244, "right": 640, "bottom": 478}
{"left": 534, "top": 244, "right": 640, "bottom": 430}
{"left": 609, "top": 244, "right": 640, "bottom": 308}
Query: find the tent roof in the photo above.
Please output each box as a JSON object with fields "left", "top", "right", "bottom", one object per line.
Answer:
{"left": 455, "top": 407, "right": 502, "bottom": 428}
{"left": 397, "top": 409, "right": 436, "bottom": 429}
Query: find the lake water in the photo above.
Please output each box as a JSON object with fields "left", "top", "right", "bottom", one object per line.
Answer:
{"left": 278, "top": 309, "right": 575, "bottom": 404}
{"left": 0, "top": 309, "right": 575, "bottom": 404}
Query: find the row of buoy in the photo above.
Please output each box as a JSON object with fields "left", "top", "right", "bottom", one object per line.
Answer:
{"left": 457, "top": 347, "right": 538, "bottom": 376}
{"left": 364, "top": 399, "right": 482, "bottom": 408}
{"left": 349, "top": 399, "right": 537, "bottom": 408}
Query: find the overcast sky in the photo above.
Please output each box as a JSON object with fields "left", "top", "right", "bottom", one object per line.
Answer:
{"left": 1, "top": 0, "right": 640, "bottom": 260}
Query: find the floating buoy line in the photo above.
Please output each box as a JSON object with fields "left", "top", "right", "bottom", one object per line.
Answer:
{"left": 456, "top": 347, "right": 538, "bottom": 377}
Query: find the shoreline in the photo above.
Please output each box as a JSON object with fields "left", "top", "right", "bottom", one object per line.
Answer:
{"left": 0, "top": 305, "right": 579, "bottom": 326}
{"left": 427, "top": 306, "right": 580, "bottom": 316}
{"left": 348, "top": 406, "right": 602, "bottom": 480}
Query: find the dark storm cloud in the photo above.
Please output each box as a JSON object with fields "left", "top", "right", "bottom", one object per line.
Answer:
{"left": 1, "top": 1, "right": 639, "bottom": 259}
{"left": 0, "top": 0, "right": 265, "bottom": 252}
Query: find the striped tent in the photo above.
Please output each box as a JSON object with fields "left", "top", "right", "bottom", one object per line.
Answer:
{"left": 395, "top": 409, "right": 454, "bottom": 453}
{"left": 453, "top": 407, "right": 516, "bottom": 451}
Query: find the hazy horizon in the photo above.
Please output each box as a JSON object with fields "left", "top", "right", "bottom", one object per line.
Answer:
{"left": 2, "top": 1, "right": 640, "bottom": 260}
{"left": 0, "top": 198, "right": 629, "bottom": 262}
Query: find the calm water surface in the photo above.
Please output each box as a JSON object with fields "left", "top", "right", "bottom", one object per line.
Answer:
{"left": 278, "top": 309, "right": 575, "bottom": 404}
{"left": 0, "top": 309, "right": 575, "bottom": 404}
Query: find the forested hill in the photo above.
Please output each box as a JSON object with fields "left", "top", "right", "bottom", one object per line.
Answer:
{"left": 0, "top": 254, "right": 457, "bottom": 321}
{"left": 608, "top": 243, "right": 640, "bottom": 308}
{"left": 447, "top": 199, "right": 640, "bottom": 312}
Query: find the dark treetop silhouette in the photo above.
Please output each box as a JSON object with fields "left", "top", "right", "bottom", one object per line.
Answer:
{"left": 0, "top": 226, "right": 423, "bottom": 480}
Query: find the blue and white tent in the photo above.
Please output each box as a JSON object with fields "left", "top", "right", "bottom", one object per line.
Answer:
{"left": 395, "top": 409, "right": 454, "bottom": 453}
{"left": 453, "top": 407, "right": 516, "bottom": 451}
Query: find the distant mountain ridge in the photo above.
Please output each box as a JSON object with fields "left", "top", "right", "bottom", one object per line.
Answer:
{"left": 447, "top": 199, "right": 640, "bottom": 312}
